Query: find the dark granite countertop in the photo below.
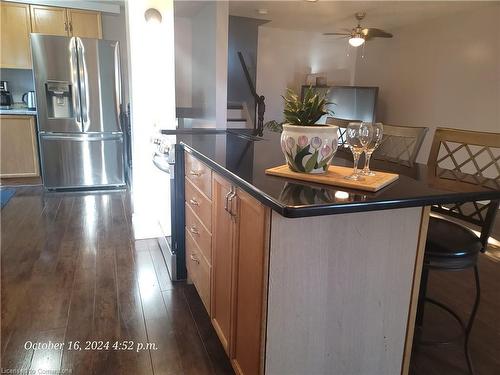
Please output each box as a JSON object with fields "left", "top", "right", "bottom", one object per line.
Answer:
{"left": 0, "top": 108, "right": 37, "bottom": 115}
{"left": 167, "top": 129, "right": 500, "bottom": 218}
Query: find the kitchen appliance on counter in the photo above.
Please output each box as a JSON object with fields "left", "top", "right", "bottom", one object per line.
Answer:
{"left": 0, "top": 81, "right": 13, "bottom": 109}
{"left": 22, "top": 91, "right": 36, "bottom": 110}
{"left": 31, "top": 34, "right": 125, "bottom": 190}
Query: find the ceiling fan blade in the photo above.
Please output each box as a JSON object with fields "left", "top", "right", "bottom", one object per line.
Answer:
{"left": 323, "top": 32, "right": 350, "bottom": 36}
{"left": 362, "top": 28, "right": 393, "bottom": 39}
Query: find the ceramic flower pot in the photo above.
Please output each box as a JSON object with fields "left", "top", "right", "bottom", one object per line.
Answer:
{"left": 280, "top": 124, "right": 339, "bottom": 174}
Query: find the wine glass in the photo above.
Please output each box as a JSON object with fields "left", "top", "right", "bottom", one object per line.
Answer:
{"left": 345, "top": 122, "right": 373, "bottom": 181}
{"left": 361, "top": 122, "right": 383, "bottom": 176}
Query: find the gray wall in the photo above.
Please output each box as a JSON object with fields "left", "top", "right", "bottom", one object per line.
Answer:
{"left": 175, "top": 1, "right": 221, "bottom": 127}
{"left": 191, "top": 2, "right": 216, "bottom": 123}
{"left": 0, "top": 68, "right": 34, "bottom": 103}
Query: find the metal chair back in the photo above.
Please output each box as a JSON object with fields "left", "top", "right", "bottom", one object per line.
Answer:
{"left": 428, "top": 127, "right": 500, "bottom": 248}
{"left": 326, "top": 118, "right": 428, "bottom": 167}
{"left": 373, "top": 123, "right": 428, "bottom": 167}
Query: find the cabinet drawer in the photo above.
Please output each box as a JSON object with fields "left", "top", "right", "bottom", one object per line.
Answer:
{"left": 186, "top": 203, "right": 212, "bottom": 264}
{"left": 185, "top": 178, "right": 212, "bottom": 232}
{"left": 185, "top": 153, "right": 212, "bottom": 199}
{"left": 186, "top": 229, "right": 211, "bottom": 313}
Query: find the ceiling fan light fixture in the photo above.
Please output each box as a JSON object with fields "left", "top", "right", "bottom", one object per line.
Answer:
{"left": 349, "top": 36, "right": 365, "bottom": 47}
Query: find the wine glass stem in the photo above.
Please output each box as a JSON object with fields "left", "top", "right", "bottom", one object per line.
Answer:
{"left": 364, "top": 152, "right": 373, "bottom": 172}
{"left": 353, "top": 152, "right": 361, "bottom": 175}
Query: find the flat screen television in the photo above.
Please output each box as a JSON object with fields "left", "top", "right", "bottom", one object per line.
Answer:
{"left": 301, "top": 85, "right": 379, "bottom": 123}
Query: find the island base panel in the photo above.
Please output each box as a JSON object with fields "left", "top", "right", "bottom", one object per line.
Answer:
{"left": 266, "top": 206, "right": 429, "bottom": 375}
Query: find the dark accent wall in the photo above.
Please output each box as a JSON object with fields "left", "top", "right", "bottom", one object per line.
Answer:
{"left": 227, "top": 16, "right": 266, "bottom": 126}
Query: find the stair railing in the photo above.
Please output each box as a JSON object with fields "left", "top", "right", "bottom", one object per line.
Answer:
{"left": 237, "top": 51, "right": 265, "bottom": 136}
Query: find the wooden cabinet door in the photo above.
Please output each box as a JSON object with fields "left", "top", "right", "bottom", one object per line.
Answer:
{"left": 0, "top": 2, "right": 32, "bottom": 69}
{"left": 30, "top": 5, "right": 68, "bottom": 36}
{"left": 231, "top": 189, "right": 270, "bottom": 375}
{"left": 0, "top": 116, "right": 39, "bottom": 177}
{"left": 211, "top": 173, "right": 236, "bottom": 354}
{"left": 68, "top": 9, "right": 102, "bottom": 39}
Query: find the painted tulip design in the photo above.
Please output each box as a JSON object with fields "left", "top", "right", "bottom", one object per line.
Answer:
{"left": 298, "top": 135, "right": 308, "bottom": 148}
{"left": 286, "top": 136, "right": 295, "bottom": 150}
{"left": 321, "top": 144, "right": 332, "bottom": 158}
{"left": 310, "top": 136, "right": 322, "bottom": 149}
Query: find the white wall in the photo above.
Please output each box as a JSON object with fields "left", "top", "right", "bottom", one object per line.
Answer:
{"left": 126, "top": 0, "right": 176, "bottom": 239}
{"left": 354, "top": 4, "right": 500, "bottom": 163}
{"left": 256, "top": 26, "right": 357, "bottom": 123}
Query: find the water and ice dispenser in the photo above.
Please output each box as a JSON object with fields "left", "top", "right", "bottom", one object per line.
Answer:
{"left": 45, "top": 81, "right": 73, "bottom": 118}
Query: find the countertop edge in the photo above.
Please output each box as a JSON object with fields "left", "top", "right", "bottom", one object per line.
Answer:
{"left": 0, "top": 110, "right": 37, "bottom": 116}
{"left": 180, "top": 142, "right": 500, "bottom": 218}
{"left": 181, "top": 142, "right": 287, "bottom": 214}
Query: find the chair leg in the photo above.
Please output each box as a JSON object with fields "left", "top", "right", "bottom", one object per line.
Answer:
{"left": 464, "top": 265, "right": 481, "bottom": 375}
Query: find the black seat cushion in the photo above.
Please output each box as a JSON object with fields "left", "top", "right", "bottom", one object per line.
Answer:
{"left": 425, "top": 217, "right": 483, "bottom": 269}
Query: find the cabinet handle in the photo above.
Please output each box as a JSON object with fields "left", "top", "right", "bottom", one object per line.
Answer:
{"left": 189, "top": 170, "right": 201, "bottom": 177}
{"left": 64, "top": 22, "right": 68, "bottom": 32}
{"left": 228, "top": 190, "right": 237, "bottom": 218}
{"left": 189, "top": 225, "right": 199, "bottom": 235}
{"left": 69, "top": 22, "right": 73, "bottom": 33}
{"left": 224, "top": 188, "right": 233, "bottom": 212}
{"left": 189, "top": 198, "right": 199, "bottom": 206}
{"left": 190, "top": 254, "right": 200, "bottom": 264}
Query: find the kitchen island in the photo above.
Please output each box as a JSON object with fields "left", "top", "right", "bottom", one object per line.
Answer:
{"left": 166, "top": 129, "right": 499, "bottom": 375}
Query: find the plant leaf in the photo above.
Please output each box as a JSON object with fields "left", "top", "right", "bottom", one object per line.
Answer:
{"left": 305, "top": 151, "right": 319, "bottom": 172}
{"left": 294, "top": 146, "right": 311, "bottom": 172}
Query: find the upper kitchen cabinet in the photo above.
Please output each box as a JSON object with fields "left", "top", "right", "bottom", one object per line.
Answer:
{"left": 67, "top": 9, "right": 102, "bottom": 39}
{"left": 0, "top": 2, "right": 32, "bottom": 68}
{"left": 30, "top": 5, "right": 67, "bottom": 36}
{"left": 30, "top": 5, "right": 102, "bottom": 39}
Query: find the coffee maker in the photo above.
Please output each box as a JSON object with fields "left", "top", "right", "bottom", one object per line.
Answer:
{"left": 0, "top": 81, "right": 13, "bottom": 109}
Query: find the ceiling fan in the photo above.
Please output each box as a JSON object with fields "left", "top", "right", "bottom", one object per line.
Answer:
{"left": 323, "top": 12, "right": 393, "bottom": 47}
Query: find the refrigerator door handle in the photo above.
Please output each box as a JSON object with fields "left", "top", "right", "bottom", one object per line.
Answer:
{"left": 69, "top": 37, "right": 83, "bottom": 131}
{"left": 76, "top": 37, "right": 90, "bottom": 132}
{"left": 114, "top": 41, "right": 122, "bottom": 130}
{"left": 40, "top": 133, "right": 123, "bottom": 141}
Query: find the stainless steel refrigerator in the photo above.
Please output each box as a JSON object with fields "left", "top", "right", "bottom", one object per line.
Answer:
{"left": 31, "top": 34, "right": 125, "bottom": 190}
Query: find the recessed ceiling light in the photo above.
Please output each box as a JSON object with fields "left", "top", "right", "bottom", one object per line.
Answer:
{"left": 305, "top": 0, "right": 319, "bottom": 2}
{"left": 257, "top": 9, "right": 268, "bottom": 15}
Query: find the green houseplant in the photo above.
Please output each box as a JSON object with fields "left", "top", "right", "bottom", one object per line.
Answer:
{"left": 277, "top": 87, "right": 339, "bottom": 174}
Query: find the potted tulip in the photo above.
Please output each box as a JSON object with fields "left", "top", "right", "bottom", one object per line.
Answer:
{"left": 278, "top": 87, "right": 338, "bottom": 174}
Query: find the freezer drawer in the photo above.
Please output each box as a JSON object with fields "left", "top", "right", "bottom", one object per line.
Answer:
{"left": 40, "top": 134, "right": 125, "bottom": 189}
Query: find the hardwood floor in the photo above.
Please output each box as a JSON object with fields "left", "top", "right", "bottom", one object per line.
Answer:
{"left": 410, "top": 253, "right": 500, "bottom": 375}
{"left": 1, "top": 186, "right": 233, "bottom": 375}
{"left": 1, "top": 186, "right": 498, "bottom": 374}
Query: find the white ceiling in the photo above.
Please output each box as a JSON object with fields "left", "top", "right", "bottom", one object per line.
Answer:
{"left": 228, "top": 1, "right": 495, "bottom": 33}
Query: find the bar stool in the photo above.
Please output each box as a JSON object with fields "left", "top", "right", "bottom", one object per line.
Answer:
{"left": 416, "top": 128, "right": 500, "bottom": 374}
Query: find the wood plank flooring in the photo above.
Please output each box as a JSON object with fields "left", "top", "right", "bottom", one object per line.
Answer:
{"left": 1, "top": 186, "right": 233, "bottom": 375}
{"left": 1, "top": 186, "right": 498, "bottom": 374}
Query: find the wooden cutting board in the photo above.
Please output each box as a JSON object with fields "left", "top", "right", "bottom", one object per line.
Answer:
{"left": 265, "top": 164, "right": 399, "bottom": 192}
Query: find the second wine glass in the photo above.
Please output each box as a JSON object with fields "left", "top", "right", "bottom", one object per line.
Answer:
{"left": 361, "top": 123, "right": 383, "bottom": 176}
{"left": 345, "top": 122, "right": 373, "bottom": 181}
